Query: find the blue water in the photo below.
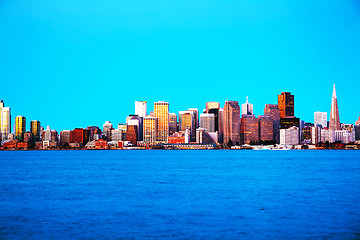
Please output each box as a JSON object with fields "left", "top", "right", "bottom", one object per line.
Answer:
{"left": 1, "top": 150, "right": 360, "bottom": 239}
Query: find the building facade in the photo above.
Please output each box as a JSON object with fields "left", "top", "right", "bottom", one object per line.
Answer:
{"left": 240, "top": 115, "right": 259, "bottom": 144}
{"left": 30, "top": 120, "right": 41, "bottom": 142}
{"left": 135, "top": 101, "right": 147, "bottom": 118}
{"left": 329, "top": 84, "right": 341, "bottom": 131}
{"left": 15, "top": 116, "right": 26, "bottom": 141}
{"left": 280, "top": 126, "right": 299, "bottom": 146}
{"left": 223, "top": 101, "right": 240, "bottom": 145}
{"left": 241, "top": 96, "right": 254, "bottom": 115}
{"left": 154, "top": 101, "right": 169, "bottom": 142}
{"left": 143, "top": 116, "right": 158, "bottom": 144}
{"left": 169, "top": 113, "right": 177, "bottom": 135}
{"left": 258, "top": 115, "right": 273, "bottom": 142}
{"left": 278, "top": 92, "right": 294, "bottom": 118}
{"left": 264, "top": 104, "right": 280, "bottom": 143}
{"left": 200, "top": 113, "right": 215, "bottom": 132}
{"left": 206, "top": 102, "right": 220, "bottom": 132}
{"left": 0, "top": 101, "right": 11, "bottom": 141}
{"left": 314, "top": 112, "right": 327, "bottom": 128}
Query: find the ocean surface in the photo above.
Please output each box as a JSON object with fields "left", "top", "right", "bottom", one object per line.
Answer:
{"left": 1, "top": 150, "right": 360, "bottom": 239}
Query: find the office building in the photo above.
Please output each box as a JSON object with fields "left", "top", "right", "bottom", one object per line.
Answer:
{"left": 329, "top": 84, "right": 341, "bottom": 131}
{"left": 169, "top": 113, "right": 177, "bottom": 135}
{"left": 264, "top": 104, "right": 280, "bottom": 142}
{"left": 240, "top": 114, "right": 259, "bottom": 144}
{"left": 218, "top": 108, "right": 224, "bottom": 143}
{"left": 200, "top": 113, "right": 215, "bottom": 132}
{"left": 30, "top": 120, "right": 41, "bottom": 142}
{"left": 0, "top": 100, "right": 11, "bottom": 141}
{"left": 223, "top": 101, "right": 240, "bottom": 145}
{"left": 188, "top": 108, "right": 199, "bottom": 129}
{"left": 258, "top": 115, "right": 273, "bottom": 142}
{"left": 206, "top": 102, "right": 220, "bottom": 132}
{"left": 111, "top": 129, "right": 123, "bottom": 142}
{"left": 126, "top": 125, "right": 138, "bottom": 145}
{"left": 60, "top": 130, "right": 71, "bottom": 144}
{"left": 241, "top": 96, "right": 254, "bottom": 115}
{"left": 311, "top": 126, "right": 321, "bottom": 145}
{"left": 87, "top": 126, "right": 101, "bottom": 141}
{"left": 135, "top": 101, "right": 147, "bottom": 118}
{"left": 143, "top": 116, "right": 158, "bottom": 144}
{"left": 154, "top": 101, "right": 169, "bottom": 142}
{"left": 280, "top": 126, "right": 299, "bottom": 146}
{"left": 70, "top": 128, "right": 90, "bottom": 145}
{"left": 314, "top": 112, "right": 327, "bottom": 128}
{"left": 127, "top": 115, "right": 142, "bottom": 141}
{"left": 179, "top": 110, "right": 196, "bottom": 141}
{"left": 15, "top": 116, "right": 26, "bottom": 141}
{"left": 278, "top": 92, "right": 294, "bottom": 118}
{"left": 103, "top": 121, "right": 113, "bottom": 140}
{"left": 280, "top": 117, "right": 300, "bottom": 129}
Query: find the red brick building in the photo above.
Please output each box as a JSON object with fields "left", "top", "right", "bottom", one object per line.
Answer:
{"left": 70, "top": 128, "right": 90, "bottom": 144}
{"left": 126, "top": 125, "right": 138, "bottom": 146}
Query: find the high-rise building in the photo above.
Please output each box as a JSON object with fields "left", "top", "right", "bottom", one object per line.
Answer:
{"left": 240, "top": 114, "right": 259, "bottom": 144}
{"left": 135, "top": 101, "right": 147, "bottom": 118}
{"left": 218, "top": 108, "right": 224, "bottom": 143}
{"left": 179, "top": 111, "right": 196, "bottom": 142}
{"left": 200, "top": 113, "right": 215, "bottom": 132}
{"left": 154, "top": 101, "right": 169, "bottom": 142}
{"left": 258, "top": 115, "right": 273, "bottom": 142}
{"left": 188, "top": 108, "right": 199, "bottom": 129}
{"left": 241, "top": 96, "right": 254, "bottom": 115}
{"left": 143, "top": 116, "right": 158, "bottom": 144}
{"left": 311, "top": 126, "right": 321, "bottom": 145}
{"left": 329, "top": 84, "right": 341, "bottom": 131}
{"left": 30, "top": 120, "right": 41, "bottom": 142}
{"left": 111, "top": 129, "right": 123, "bottom": 142}
{"left": 60, "top": 130, "right": 71, "bottom": 144}
{"left": 314, "top": 112, "right": 327, "bottom": 128}
{"left": 70, "top": 128, "right": 90, "bottom": 145}
{"left": 0, "top": 100, "right": 11, "bottom": 141}
{"left": 223, "top": 101, "right": 240, "bottom": 145}
{"left": 280, "top": 126, "right": 299, "bottom": 146}
{"left": 87, "top": 126, "right": 101, "bottom": 141}
{"left": 126, "top": 125, "right": 138, "bottom": 145}
{"left": 169, "top": 113, "right": 177, "bottom": 135}
{"left": 278, "top": 92, "right": 294, "bottom": 118}
{"left": 103, "top": 121, "right": 113, "bottom": 140}
{"left": 206, "top": 102, "right": 220, "bottom": 132}
{"left": 280, "top": 117, "right": 300, "bottom": 129}
{"left": 264, "top": 104, "right": 280, "bottom": 143}
{"left": 15, "top": 116, "right": 26, "bottom": 141}
{"left": 127, "top": 115, "right": 142, "bottom": 141}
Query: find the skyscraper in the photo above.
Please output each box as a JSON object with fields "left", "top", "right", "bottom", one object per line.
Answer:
{"left": 314, "top": 112, "right": 327, "bottom": 128}
{"left": 240, "top": 114, "right": 259, "bottom": 144}
{"left": 329, "top": 84, "right": 341, "bottom": 131}
{"left": 241, "top": 96, "right": 254, "bottom": 115}
{"left": 15, "top": 116, "right": 26, "bottom": 141}
{"left": 154, "top": 101, "right": 169, "bottom": 142}
{"left": 143, "top": 116, "right": 158, "bottom": 144}
{"left": 223, "top": 101, "right": 240, "bottom": 145}
{"left": 30, "top": 120, "right": 41, "bottom": 142}
{"left": 0, "top": 100, "right": 11, "bottom": 141}
{"left": 258, "top": 115, "right": 273, "bottom": 142}
{"left": 200, "top": 113, "right": 215, "bottom": 132}
{"left": 206, "top": 102, "right": 220, "bottom": 132}
{"left": 179, "top": 110, "right": 196, "bottom": 141}
{"left": 264, "top": 104, "right": 280, "bottom": 143}
{"left": 278, "top": 92, "right": 294, "bottom": 118}
{"left": 103, "top": 121, "right": 113, "bottom": 140}
{"left": 188, "top": 108, "right": 199, "bottom": 129}
{"left": 135, "top": 101, "right": 147, "bottom": 118}
{"left": 169, "top": 113, "right": 177, "bottom": 135}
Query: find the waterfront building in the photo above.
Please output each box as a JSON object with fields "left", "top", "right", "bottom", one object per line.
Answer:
{"left": 60, "top": 130, "right": 71, "bottom": 144}
{"left": 311, "top": 126, "right": 321, "bottom": 145}
{"left": 0, "top": 100, "right": 11, "bottom": 141}
{"left": 223, "top": 101, "right": 240, "bottom": 145}
{"left": 329, "top": 84, "right": 341, "bottom": 131}
{"left": 169, "top": 113, "right": 177, "bottom": 135}
{"left": 111, "top": 128, "right": 123, "bottom": 142}
{"left": 314, "top": 112, "right": 327, "bottom": 128}
{"left": 321, "top": 129, "right": 335, "bottom": 143}
{"left": 301, "top": 125, "right": 312, "bottom": 144}
{"left": 264, "top": 104, "right": 280, "bottom": 143}
{"left": 280, "top": 126, "right": 299, "bottom": 146}
{"left": 196, "top": 128, "right": 216, "bottom": 144}
{"left": 126, "top": 125, "right": 138, "bottom": 146}
{"left": 70, "top": 128, "right": 90, "bottom": 145}
{"left": 168, "top": 132, "right": 186, "bottom": 144}
{"left": 179, "top": 110, "right": 196, "bottom": 142}
{"left": 258, "top": 115, "right": 273, "bottom": 142}
{"left": 143, "top": 116, "right": 158, "bottom": 144}
{"left": 23, "top": 132, "right": 34, "bottom": 147}
{"left": 30, "top": 120, "right": 41, "bottom": 142}
{"left": 154, "top": 101, "right": 169, "bottom": 142}
{"left": 200, "top": 113, "right": 215, "bottom": 133}
{"left": 218, "top": 108, "right": 224, "bottom": 143}
{"left": 240, "top": 114, "right": 259, "bottom": 144}
{"left": 15, "top": 116, "right": 26, "bottom": 141}
{"left": 241, "top": 96, "right": 254, "bottom": 115}
{"left": 206, "top": 102, "right": 220, "bottom": 132}
{"left": 278, "top": 92, "right": 294, "bottom": 118}
{"left": 334, "top": 130, "right": 354, "bottom": 144}
{"left": 103, "top": 121, "right": 113, "bottom": 140}
{"left": 135, "top": 101, "right": 147, "bottom": 118}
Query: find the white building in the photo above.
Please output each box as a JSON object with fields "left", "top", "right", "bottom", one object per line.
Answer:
{"left": 311, "top": 126, "right": 321, "bottom": 145}
{"left": 44, "top": 126, "right": 52, "bottom": 141}
{"left": 321, "top": 129, "right": 335, "bottom": 143}
{"left": 314, "top": 111, "right": 327, "bottom": 128}
{"left": 0, "top": 100, "right": 11, "bottom": 141}
{"left": 241, "top": 96, "right": 253, "bottom": 115}
{"left": 280, "top": 126, "right": 299, "bottom": 145}
{"left": 111, "top": 129, "right": 123, "bottom": 142}
{"left": 135, "top": 101, "right": 147, "bottom": 118}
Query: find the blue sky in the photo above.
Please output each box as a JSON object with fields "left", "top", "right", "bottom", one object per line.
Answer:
{"left": 1, "top": 0, "right": 359, "bottom": 131}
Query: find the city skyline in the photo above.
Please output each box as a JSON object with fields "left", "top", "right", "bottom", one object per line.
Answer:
{"left": 1, "top": 1, "right": 359, "bottom": 131}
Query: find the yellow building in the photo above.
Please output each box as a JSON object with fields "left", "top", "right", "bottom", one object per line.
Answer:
{"left": 15, "top": 116, "right": 26, "bottom": 141}
{"left": 30, "top": 120, "right": 41, "bottom": 142}
{"left": 154, "top": 101, "right": 169, "bottom": 142}
{"left": 143, "top": 116, "right": 158, "bottom": 144}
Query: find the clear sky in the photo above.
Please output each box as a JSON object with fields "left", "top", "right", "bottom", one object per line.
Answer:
{"left": 1, "top": 0, "right": 359, "bottom": 131}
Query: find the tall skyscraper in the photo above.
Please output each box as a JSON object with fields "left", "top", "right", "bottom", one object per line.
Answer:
{"left": 314, "top": 112, "right": 327, "bottom": 128}
{"left": 143, "top": 116, "right": 158, "bottom": 144}
{"left": 200, "top": 113, "right": 215, "bottom": 132}
{"left": 223, "top": 101, "right": 240, "bottom": 145}
{"left": 206, "top": 102, "right": 220, "bottom": 132}
{"left": 329, "top": 84, "right": 341, "bottom": 131}
{"left": 258, "top": 115, "right": 273, "bottom": 142}
{"left": 135, "top": 101, "right": 147, "bottom": 118}
{"left": 0, "top": 100, "right": 11, "bottom": 141}
{"left": 154, "top": 101, "right": 169, "bottom": 142}
{"left": 240, "top": 114, "right": 259, "bottom": 144}
{"left": 169, "top": 113, "right": 177, "bottom": 135}
{"left": 264, "top": 104, "right": 280, "bottom": 143}
{"left": 179, "top": 110, "right": 196, "bottom": 141}
{"left": 15, "top": 116, "right": 26, "bottom": 141}
{"left": 278, "top": 92, "right": 294, "bottom": 118}
{"left": 241, "top": 96, "right": 254, "bottom": 115}
{"left": 30, "top": 120, "right": 41, "bottom": 142}
{"left": 188, "top": 108, "right": 199, "bottom": 129}
{"left": 127, "top": 115, "right": 142, "bottom": 141}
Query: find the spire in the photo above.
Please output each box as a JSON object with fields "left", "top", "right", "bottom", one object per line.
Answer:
{"left": 246, "top": 96, "right": 248, "bottom": 103}
{"left": 332, "top": 84, "right": 336, "bottom": 98}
